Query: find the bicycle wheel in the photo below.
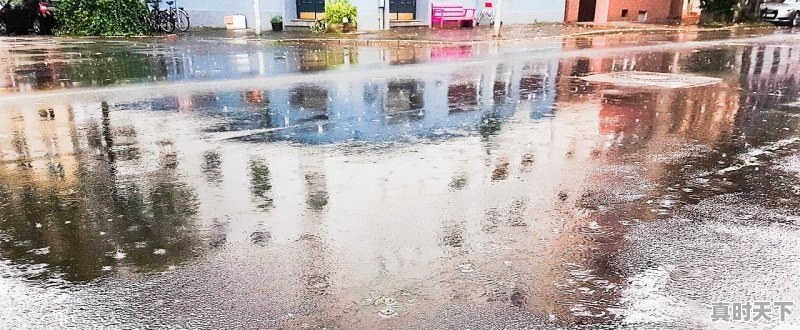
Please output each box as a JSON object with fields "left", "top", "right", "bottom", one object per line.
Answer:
{"left": 158, "top": 11, "right": 175, "bottom": 33}
{"left": 176, "top": 9, "right": 190, "bottom": 32}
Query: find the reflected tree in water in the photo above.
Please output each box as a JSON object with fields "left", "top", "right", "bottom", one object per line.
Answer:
{"left": 249, "top": 158, "right": 274, "bottom": 209}
{"left": 478, "top": 112, "right": 503, "bottom": 139}
{"left": 66, "top": 46, "right": 163, "bottom": 87}
{"left": 682, "top": 48, "right": 736, "bottom": 75}
{"left": 304, "top": 172, "right": 329, "bottom": 211}
{"left": 0, "top": 162, "right": 202, "bottom": 282}
{"left": 202, "top": 151, "right": 223, "bottom": 185}
{"left": 0, "top": 103, "right": 203, "bottom": 282}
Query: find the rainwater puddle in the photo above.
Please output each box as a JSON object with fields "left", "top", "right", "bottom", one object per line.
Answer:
{"left": 0, "top": 32, "right": 799, "bottom": 328}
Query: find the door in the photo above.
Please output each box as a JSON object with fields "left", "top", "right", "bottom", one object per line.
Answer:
{"left": 577, "top": 0, "right": 596, "bottom": 22}
{"left": 389, "top": 0, "right": 416, "bottom": 21}
{"left": 297, "top": 0, "right": 325, "bottom": 20}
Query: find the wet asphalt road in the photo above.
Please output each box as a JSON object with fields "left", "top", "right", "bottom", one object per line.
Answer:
{"left": 2, "top": 28, "right": 800, "bottom": 329}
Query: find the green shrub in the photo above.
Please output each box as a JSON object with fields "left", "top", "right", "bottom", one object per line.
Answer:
{"left": 270, "top": 15, "right": 283, "bottom": 24}
{"left": 325, "top": 0, "right": 357, "bottom": 24}
{"left": 57, "top": 0, "right": 150, "bottom": 36}
{"left": 699, "top": 0, "right": 737, "bottom": 13}
{"left": 699, "top": 0, "right": 738, "bottom": 24}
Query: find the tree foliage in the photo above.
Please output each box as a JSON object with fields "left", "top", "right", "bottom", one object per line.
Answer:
{"left": 699, "top": 0, "right": 738, "bottom": 12}
{"left": 325, "top": 0, "right": 358, "bottom": 24}
{"left": 700, "top": 0, "right": 762, "bottom": 23}
{"left": 57, "top": 0, "right": 150, "bottom": 36}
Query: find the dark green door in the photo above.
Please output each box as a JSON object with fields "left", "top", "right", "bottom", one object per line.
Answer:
{"left": 298, "top": 0, "right": 325, "bottom": 20}
{"left": 389, "top": 0, "right": 416, "bottom": 20}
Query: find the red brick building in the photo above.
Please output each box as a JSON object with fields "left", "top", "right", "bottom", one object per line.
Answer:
{"left": 565, "top": 0, "right": 701, "bottom": 24}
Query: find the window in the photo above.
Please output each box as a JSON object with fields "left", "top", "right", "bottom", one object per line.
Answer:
{"left": 621, "top": 9, "right": 629, "bottom": 17}
{"left": 638, "top": 10, "right": 648, "bottom": 22}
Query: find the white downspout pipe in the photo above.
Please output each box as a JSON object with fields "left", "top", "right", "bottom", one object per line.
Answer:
{"left": 492, "top": 0, "right": 502, "bottom": 37}
{"left": 254, "top": 0, "right": 262, "bottom": 35}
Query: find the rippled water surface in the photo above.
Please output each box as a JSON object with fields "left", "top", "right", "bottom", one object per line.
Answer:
{"left": 1, "top": 30, "right": 800, "bottom": 329}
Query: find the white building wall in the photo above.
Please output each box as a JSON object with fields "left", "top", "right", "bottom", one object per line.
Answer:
{"left": 181, "top": 0, "right": 284, "bottom": 31}
{"left": 180, "top": 0, "right": 566, "bottom": 31}
{"left": 350, "top": 0, "right": 382, "bottom": 30}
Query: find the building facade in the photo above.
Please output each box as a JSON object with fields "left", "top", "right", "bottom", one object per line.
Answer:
{"left": 183, "top": 0, "right": 567, "bottom": 31}
{"left": 564, "top": 0, "right": 701, "bottom": 24}
{"left": 181, "top": 0, "right": 700, "bottom": 31}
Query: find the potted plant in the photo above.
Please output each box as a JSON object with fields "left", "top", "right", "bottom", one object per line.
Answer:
{"left": 325, "top": 0, "right": 357, "bottom": 33}
{"left": 271, "top": 15, "right": 283, "bottom": 32}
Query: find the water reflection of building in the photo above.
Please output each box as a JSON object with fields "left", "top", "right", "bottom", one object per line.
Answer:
{"left": 0, "top": 100, "right": 203, "bottom": 282}
{"left": 385, "top": 80, "right": 425, "bottom": 123}
{"left": 640, "top": 44, "right": 800, "bottom": 146}
{"left": 0, "top": 45, "right": 67, "bottom": 94}
{"left": 0, "top": 103, "right": 79, "bottom": 185}
{"left": 537, "top": 42, "right": 800, "bottom": 324}
{"left": 510, "top": 43, "right": 794, "bottom": 323}
{"left": 556, "top": 43, "right": 745, "bottom": 146}
{"left": 156, "top": 55, "right": 595, "bottom": 325}
{"left": 735, "top": 44, "right": 800, "bottom": 144}
{"left": 206, "top": 46, "right": 560, "bottom": 145}
{"left": 299, "top": 47, "right": 356, "bottom": 72}
{"left": 5, "top": 40, "right": 800, "bottom": 327}
{"left": 740, "top": 44, "right": 800, "bottom": 109}
{"left": 387, "top": 45, "right": 428, "bottom": 65}
{"left": 1, "top": 41, "right": 370, "bottom": 94}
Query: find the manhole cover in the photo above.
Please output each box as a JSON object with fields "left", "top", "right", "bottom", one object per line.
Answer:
{"left": 581, "top": 72, "right": 722, "bottom": 89}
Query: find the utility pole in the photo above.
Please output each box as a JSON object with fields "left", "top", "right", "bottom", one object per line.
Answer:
{"left": 254, "top": 0, "right": 262, "bottom": 35}
{"left": 492, "top": 0, "right": 502, "bottom": 37}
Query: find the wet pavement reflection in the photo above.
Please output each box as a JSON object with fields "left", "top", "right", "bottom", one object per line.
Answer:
{"left": 2, "top": 30, "right": 800, "bottom": 329}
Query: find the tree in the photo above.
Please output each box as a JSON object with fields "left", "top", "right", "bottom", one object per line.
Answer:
{"left": 736, "top": 0, "right": 763, "bottom": 22}
{"left": 700, "top": 0, "right": 738, "bottom": 12}
{"left": 57, "top": 0, "right": 150, "bottom": 36}
{"left": 700, "top": 0, "right": 762, "bottom": 24}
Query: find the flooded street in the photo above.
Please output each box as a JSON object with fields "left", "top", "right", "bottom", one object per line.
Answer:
{"left": 2, "top": 29, "right": 800, "bottom": 329}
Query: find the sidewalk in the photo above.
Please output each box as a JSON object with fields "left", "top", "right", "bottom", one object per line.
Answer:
{"left": 185, "top": 22, "right": 779, "bottom": 45}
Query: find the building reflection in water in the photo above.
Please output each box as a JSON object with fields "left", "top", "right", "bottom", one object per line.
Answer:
{"left": 448, "top": 75, "right": 480, "bottom": 114}
{"left": 386, "top": 80, "right": 425, "bottom": 120}
{"left": 201, "top": 49, "right": 559, "bottom": 146}
{"left": 0, "top": 101, "right": 203, "bottom": 282}
{"left": 388, "top": 44, "right": 427, "bottom": 65}
{"left": 540, "top": 42, "right": 798, "bottom": 324}
{"left": 0, "top": 40, "right": 374, "bottom": 95}
{"left": 291, "top": 85, "right": 329, "bottom": 114}
{"left": 0, "top": 40, "right": 799, "bottom": 327}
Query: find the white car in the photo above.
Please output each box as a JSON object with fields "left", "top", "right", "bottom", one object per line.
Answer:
{"left": 761, "top": 0, "right": 800, "bottom": 26}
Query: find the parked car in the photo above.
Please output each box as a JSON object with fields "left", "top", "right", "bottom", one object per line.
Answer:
{"left": 761, "top": 0, "right": 800, "bottom": 26}
{"left": 0, "top": 0, "right": 56, "bottom": 35}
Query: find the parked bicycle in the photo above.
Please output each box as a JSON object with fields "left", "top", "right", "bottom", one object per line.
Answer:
{"left": 145, "top": 0, "right": 189, "bottom": 33}
{"left": 145, "top": 0, "right": 173, "bottom": 33}
{"left": 167, "top": 0, "right": 190, "bottom": 32}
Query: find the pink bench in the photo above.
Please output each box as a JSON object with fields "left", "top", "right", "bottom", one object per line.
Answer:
{"left": 432, "top": 3, "right": 476, "bottom": 28}
{"left": 431, "top": 3, "right": 461, "bottom": 26}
